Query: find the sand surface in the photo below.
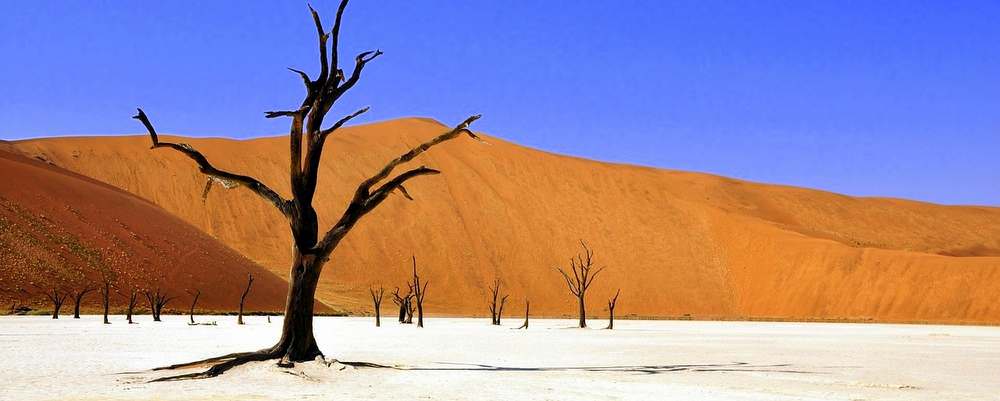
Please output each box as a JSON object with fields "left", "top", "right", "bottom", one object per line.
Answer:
{"left": 2, "top": 315, "right": 998, "bottom": 400}
{"left": 0, "top": 148, "right": 291, "bottom": 312}
{"left": 10, "top": 118, "right": 1000, "bottom": 323}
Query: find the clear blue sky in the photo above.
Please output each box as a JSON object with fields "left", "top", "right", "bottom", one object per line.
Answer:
{"left": 1, "top": 1, "right": 997, "bottom": 206}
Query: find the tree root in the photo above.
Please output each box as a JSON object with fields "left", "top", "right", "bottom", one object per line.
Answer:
{"left": 150, "top": 349, "right": 283, "bottom": 382}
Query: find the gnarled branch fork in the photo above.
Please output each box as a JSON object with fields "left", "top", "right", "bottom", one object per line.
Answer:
{"left": 134, "top": 0, "right": 482, "bottom": 381}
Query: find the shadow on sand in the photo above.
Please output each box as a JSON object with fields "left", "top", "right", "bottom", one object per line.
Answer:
{"left": 339, "top": 361, "right": 820, "bottom": 375}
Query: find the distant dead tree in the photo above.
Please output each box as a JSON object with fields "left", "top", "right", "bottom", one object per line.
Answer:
{"left": 369, "top": 285, "right": 384, "bottom": 327}
{"left": 42, "top": 288, "right": 70, "bottom": 319}
{"left": 392, "top": 287, "right": 414, "bottom": 324}
{"left": 71, "top": 286, "right": 95, "bottom": 319}
{"left": 125, "top": 289, "right": 139, "bottom": 324}
{"left": 100, "top": 279, "right": 112, "bottom": 324}
{"left": 238, "top": 274, "right": 254, "bottom": 325}
{"left": 187, "top": 289, "right": 202, "bottom": 325}
{"left": 487, "top": 278, "right": 508, "bottom": 325}
{"left": 144, "top": 288, "right": 175, "bottom": 322}
{"left": 605, "top": 289, "right": 621, "bottom": 330}
{"left": 516, "top": 299, "right": 530, "bottom": 329}
{"left": 555, "top": 241, "right": 606, "bottom": 328}
{"left": 131, "top": 0, "right": 483, "bottom": 379}
{"left": 411, "top": 256, "right": 428, "bottom": 328}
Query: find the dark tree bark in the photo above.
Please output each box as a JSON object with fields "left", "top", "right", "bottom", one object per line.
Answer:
{"left": 411, "top": 256, "right": 428, "bottom": 328}
{"left": 144, "top": 288, "right": 175, "bottom": 322}
{"left": 517, "top": 300, "right": 530, "bottom": 329}
{"left": 187, "top": 289, "right": 201, "bottom": 325}
{"left": 392, "top": 286, "right": 414, "bottom": 324}
{"left": 487, "top": 278, "right": 508, "bottom": 325}
{"left": 136, "top": 0, "right": 481, "bottom": 380}
{"left": 556, "top": 241, "right": 606, "bottom": 328}
{"left": 126, "top": 289, "right": 139, "bottom": 324}
{"left": 44, "top": 289, "right": 70, "bottom": 319}
{"left": 101, "top": 280, "right": 112, "bottom": 324}
{"left": 369, "top": 285, "right": 384, "bottom": 327}
{"left": 605, "top": 289, "right": 621, "bottom": 330}
{"left": 238, "top": 274, "right": 253, "bottom": 325}
{"left": 71, "top": 286, "right": 95, "bottom": 319}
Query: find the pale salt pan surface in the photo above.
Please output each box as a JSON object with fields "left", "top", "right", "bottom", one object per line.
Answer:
{"left": 1, "top": 315, "right": 998, "bottom": 400}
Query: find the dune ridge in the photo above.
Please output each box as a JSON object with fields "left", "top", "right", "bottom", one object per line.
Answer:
{"left": 9, "top": 118, "right": 1000, "bottom": 323}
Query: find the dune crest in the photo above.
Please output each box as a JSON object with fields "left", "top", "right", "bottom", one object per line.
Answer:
{"left": 10, "top": 118, "right": 1000, "bottom": 323}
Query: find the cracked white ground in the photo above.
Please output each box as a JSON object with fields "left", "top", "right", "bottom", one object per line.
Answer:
{"left": 2, "top": 316, "right": 997, "bottom": 400}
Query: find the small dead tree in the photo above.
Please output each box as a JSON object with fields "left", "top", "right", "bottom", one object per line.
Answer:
{"left": 100, "top": 279, "right": 112, "bottom": 324}
{"left": 126, "top": 289, "right": 139, "bottom": 324}
{"left": 516, "top": 299, "right": 530, "bottom": 329}
{"left": 144, "top": 288, "right": 175, "bottom": 322}
{"left": 555, "top": 241, "right": 606, "bottom": 328}
{"left": 187, "top": 289, "right": 202, "bottom": 325}
{"left": 487, "top": 278, "right": 508, "bottom": 325}
{"left": 605, "top": 289, "right": 621, "bottom": 330}
{"left": 43, "top": 288, "right": 70, "bottom": 319}
{"left": 369, "top": 285, "right": 384, "bottom": 327}
{"left": 238, "top": 274, "right": 254, "bottom": 325}
{"left": 391, "top": 287, "right": 414, "bottom": 324}
{"left": 71, "top": 286, "right": 95, "bottom": 319}
{"left": 411, "top": 256, "right": 428, "bottom": 328}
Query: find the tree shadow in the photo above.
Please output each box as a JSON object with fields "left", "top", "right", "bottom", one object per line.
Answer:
{"left": 340, "top": 361, "right": 821, "bottom": 375}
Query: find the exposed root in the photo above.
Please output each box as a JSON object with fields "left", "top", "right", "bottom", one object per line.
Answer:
{"left": 151, "top": 350, "right": 268, "bottom": 371}
{"left": 150, "top": 350, "right": 280, "bottom": 382}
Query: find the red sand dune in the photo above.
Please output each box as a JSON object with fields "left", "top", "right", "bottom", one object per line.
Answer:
{"left": 0, "top": 145, "right": 304, "bottom": 314}
{"left": 9, "top": 118, "right": 1000, "bottom": 323}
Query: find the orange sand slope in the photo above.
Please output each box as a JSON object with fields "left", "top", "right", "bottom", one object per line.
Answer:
{"left": 10, "top": 118, "right": 1000, "bottom": 323}
{"left": 0, "top": 145, "right": 297, "bottom": 313}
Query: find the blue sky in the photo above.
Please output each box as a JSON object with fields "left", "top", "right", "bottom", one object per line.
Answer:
{"left": 1, "top": 1, "right": 997, "bottom": 205}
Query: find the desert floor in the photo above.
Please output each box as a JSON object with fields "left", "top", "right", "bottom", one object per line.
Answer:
{"left": 1, "top": 316, "right": 997, "bottom": 400}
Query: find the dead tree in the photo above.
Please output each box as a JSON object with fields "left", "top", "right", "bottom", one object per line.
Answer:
{"left": 391, "top": 287, "right": 414, "bottom": 324}
{"left": 134, "top": 0, "right": 481, "bottom": 379}
{"left": 237, "top": 274, "right": 253, "bottom": 325}
{"left": 487, "top": 278, "right": 508, "bottom": 325}
{"left": 411, "top": 256, "right": 428, "bottom": 328}
{"left": 126, "top": 289, "right": 139, "bottom": 324}
{"left": 556, "top": 241, "right": 606, "bottom": 328}
{"left": 100, "top": 279, "right": 112, "bottom": 324}
{"left": 517, "top": 299, "right": 530, "bottom": 329}
{"left": 43, "top": 288, "right": 70, "bottom": 319}
{"left": 369, "top": 285, "right": 384, "bottom": 327}
{"left": 144, "top": 289, "right": 174, "bottom": 322}
{"left": 187, "top": 289, "right": 202, "bottom": 325}
{"left": 71, "top": 286, "right": 95, "bottom": 319}
{"left": 605, "top": 289, "right": 621, "bottom": 330}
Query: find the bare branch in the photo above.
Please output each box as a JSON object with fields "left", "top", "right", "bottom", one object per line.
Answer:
{"left": 133, "top": 108, "right": 291, "bottom": 217}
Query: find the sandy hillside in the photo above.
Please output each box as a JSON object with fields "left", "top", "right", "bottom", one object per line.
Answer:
{"left": 9, "top": 118, "right": 1000, "bottom": 323}
{"left": 0, "top": 145, "right": 297, "bottom": 313}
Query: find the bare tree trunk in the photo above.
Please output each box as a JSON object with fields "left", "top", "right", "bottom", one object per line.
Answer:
{"left": 238, "top": 274, "right": 254, "bottom": 325}
{"left": 411, "top": 256, "right": 428, "bottom": 328}
{"left": 101, "top": 281, "right": 111, "bottom": 324}
{"left": 72, "top": 287, "right": 95, "bottom": 319}
{"left": 606, "top": 289, "right": 620, "bottom": 330}
{"left": 369, "top": 286, "right": 384, "bottom": 327}
{"left": 126, "top": 290, "right": 138, "bottom": 324}
{"left": 271, "top": 256, "right": 322, "bottom": 364}
{"left": 145, "top": 289, "right": 174, "bottom": 322}
{"left": 578, "top": 294, "right": 587, "bottom": 328}
{"left": 487, "top": 278, "right": 508, "bottom": 325}
{"left": 517, "top": 300, "right": 530, "bottom": 329}
{"left": 188, "top": 289, "right": 201, "bottom": 325}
